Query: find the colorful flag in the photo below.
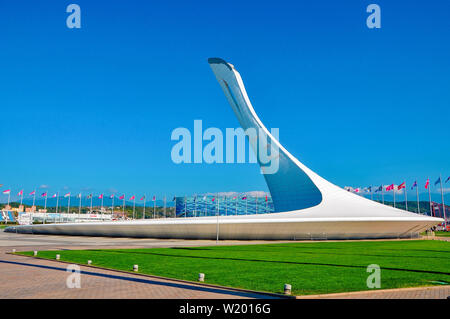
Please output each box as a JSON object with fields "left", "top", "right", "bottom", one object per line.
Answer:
{"left": 397, "top": 182, "right": 405, "bottom": 190}
{"left": 2, "top": 189, "right": 11, "bottom": 194}
{"left": 29, "top": 190, "right": 35, "bottom": 195}
{"left": 110, "top": 194, "right": 114, "bottom": 199}
{"left": 386, "top": 184, "right": 394, "bottom": 191}
{"left": 446, "top": 176, "right": 450, "bottom": 183}
{"left": 152, "top": 196, "right": 156, "bottom": 201}
{"left": 233, "top": 196, "right": 237, "bottom": 200}
{"left": 52, "top": 193, "right": 57, "bottom": 198}
{"left": 411, "top": 181, "right": 417, "bottom": 190}
{"left": 425, "top": 179, "right": 430, "bottom": 189}
{"left": 41, "top": 192, "right": 47, "bottom": 197}
{"left": 434, "top": 177, "right": 441, "bottom": 186}
{"left": 17, "top": 190, "right": 23, "bottom": 196}
{"left": 77, "top": 193, "right": 81, "bottom": 198}
{"left": 354, "top": 188, "right": 360, "bottom": 193}
{"left": 265, "top": 195, "right": 268, "bottom": 202}
{"left": 98, "top": 194, "right": 103, "bottom": 199}
{"left": 212, "top": 197, "right": 215, "bottom": 202}
{"left": 119, "top": 194, "right": 125, "bottom": 200}
{"left": 242, "top": 196, "right": 247, "bottom": 200}
{"left": 64, "top": 192, "right": 70, "bottom": 197}
{"left": 172, "top": 196, "right": 176, "bottom": 201}
{"left": 129, "top": 195, "right": 135, "bottom": 200}
{"left": 140, "top": 195, "right": 145, "bottom": 201}
{"left": 375, "top": 185, "right": 383, "bottom": 192}
{"left": 367, "top": 186, "right": 372, "bottom": 192}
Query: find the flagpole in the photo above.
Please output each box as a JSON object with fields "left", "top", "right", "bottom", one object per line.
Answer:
{"left": 122, "top": 197, "right": 125, "bottom": 220}
{"left": 20, "top": 192, "right": 23, "bottom": 206}
{"left": 44, "top": 193, "right": 48, "bottom": 224}
{"left": 164, "top": 196, "right": 166, "bottom": 218}
{"left": 246, "top": 196, "right": 248, "bottom": 215}
{"left": 133, "top": 197, "right": 136, "bottom": 220}
{"left": 381, "top": 185, "right": 384, "bottom": 205}
{"left": 7, "top": 192, "right": 10, "bottom": 206}
{"left": 56, "top": 192, "right": 60, "bottom": 222}
{"left": 440, "top": 174, "right": 447, "bottom": 228}
{"left": 90, "top": 195, "right": 93, "bottom": 213}
{"left": 428, "top": 179, "right": 432, "bottom": 216}
{"left": 155, "top": 197, "right": 158, "bottom": 219}
{"left": 255, "top": 195, "right": 258, "bottom": 214}
{"left": 416, "top": 183, "right": 420, "bottom": 214}
{"left": 184, "top": 196, "right": 186, "bottom": 218}
{"left": 235, "top": 197, "right": 238, "bottom": 215}
{"left": 111, "top": 196, "right": 114, "bottom": 217}
{"left": 393, "top": 186, "right": 396, "bottom": 208}
{"left": 216, "top": 196, "right": 220, "bottom": 244}
{"left": 67, "top": 195, "right": 71, "bottom": 222}
{"left": 32, "top": 190, "right": 36, "bottom": 211}
{"left": 142, "top": 195, "right": 146, "bottom": 219}
{"left": 78, "top": 193, "right": 82, "bottom": 215}
{"left": 404, "top": 186, "right": 408, "bottom": 211}
{"left": 370, "top": 186, "right": 373, "bottom": 201}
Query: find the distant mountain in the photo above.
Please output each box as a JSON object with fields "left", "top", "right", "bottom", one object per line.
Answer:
{"left": 15, "top": 196, "right": 175, "bottom": 208}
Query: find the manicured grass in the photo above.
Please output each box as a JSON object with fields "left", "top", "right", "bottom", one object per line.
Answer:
{"left": 434, "top": 231, "right": 450, "bottom": 237}
{"left": 18, "top": 240, "right": 450, "bottom": 296}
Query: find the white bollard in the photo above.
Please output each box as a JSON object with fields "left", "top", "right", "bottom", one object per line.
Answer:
{"left": 33, "top": 251, "right": 38, "bottom": 256}
{"left": 133, "top": 264, "right": 139, "bottom": 272}
{"left": 284, "top": 284, "right": 292, "bottom": 295}
{"left": 56, "top": 254, "right": 60, "bottom": 260}
{"left": 87, "top": 260, "right": 92, "bottom": 265}
{"left": 198, "top": 273, "right": 205, "bottom": 282}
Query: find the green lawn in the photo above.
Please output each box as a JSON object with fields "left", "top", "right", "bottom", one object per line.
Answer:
{"left": 18, "top": 240, "right": 450, "bottom": 296}
{"left": 434, "top": 231, "right": 450, "bottom": 237}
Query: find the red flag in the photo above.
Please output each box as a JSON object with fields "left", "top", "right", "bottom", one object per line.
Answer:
{"left": 265, "top": 195, "right": 268, "bottom": 202}
{"left": 110, "top": 194, "right": 114, "bottom": 199}
{"left": 119, "top": 194, "right": 125, "bottom": 200}
{"left": 29, "top": 190, "right": 35, "bottom": 195}
{"left": 152, "top": 196, "right": 156, "bottom": 201}
{"left": 397, "top": 182, "right": 405, "bottom": 190}
{"left": 2, "top": 189, "right": 11, "bottom": 194}
{"left": 425, "top": 179, "right": 430, "bottom": 189}
{"left": 212, "top": 197, "right": 215, "bottom": 202}
{"left": 242, "top": 196, "right": 247, "bottom": 200}
{"left": 17, "top": 190, "right": 23, "bottom": 196}
{"left": 41, "top": 192, "right": 47, "bottom": 197}
{"left": 129, "top": 195, "right": 135, "bottom": 200}
{"left": 386, "top": 184, "right": 394, "bottom": 191}
{"left": 140, "top": 196, "right": 145, "bottom": 201}
{"left": 98, "top": 194, "right": 103, "bottom": 199}
{"left": 52, "top": 193, "right": 57, "bottom": 198}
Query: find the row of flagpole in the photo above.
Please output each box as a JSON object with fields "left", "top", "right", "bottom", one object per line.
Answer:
{"left": 349, "top": 176, "right": 449, "bottom": 227}
{"left": 0, "top": 189, "right": 167, "bottom": 220}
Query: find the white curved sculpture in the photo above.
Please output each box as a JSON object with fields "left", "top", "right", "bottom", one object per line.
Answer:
{"left": 6, "top": 58, "right": 442, "bottom": 239}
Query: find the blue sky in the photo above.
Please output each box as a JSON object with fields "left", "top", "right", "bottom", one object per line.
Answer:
{"left": 0, "top": 0, "right": 449, "bottom": 201}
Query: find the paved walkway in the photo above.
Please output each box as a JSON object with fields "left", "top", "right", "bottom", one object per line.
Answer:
{"left": 1, "top": 231, "right": 448, "bottom": 299}
{"left": 0, "top": 247, "right": 276, "bottom": 299}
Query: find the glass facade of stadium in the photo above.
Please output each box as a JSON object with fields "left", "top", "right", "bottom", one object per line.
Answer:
{"left": 175, "top": 195, "right": 274, "bottom": 217}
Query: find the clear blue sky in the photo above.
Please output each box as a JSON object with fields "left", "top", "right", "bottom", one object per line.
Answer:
{"left": 0, "top": 0, "right": 449, "bottom": 201}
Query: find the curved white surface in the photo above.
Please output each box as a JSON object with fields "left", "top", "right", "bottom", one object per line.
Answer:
{"left": 7, "top": 58, "right": 443, "bottom": 239}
